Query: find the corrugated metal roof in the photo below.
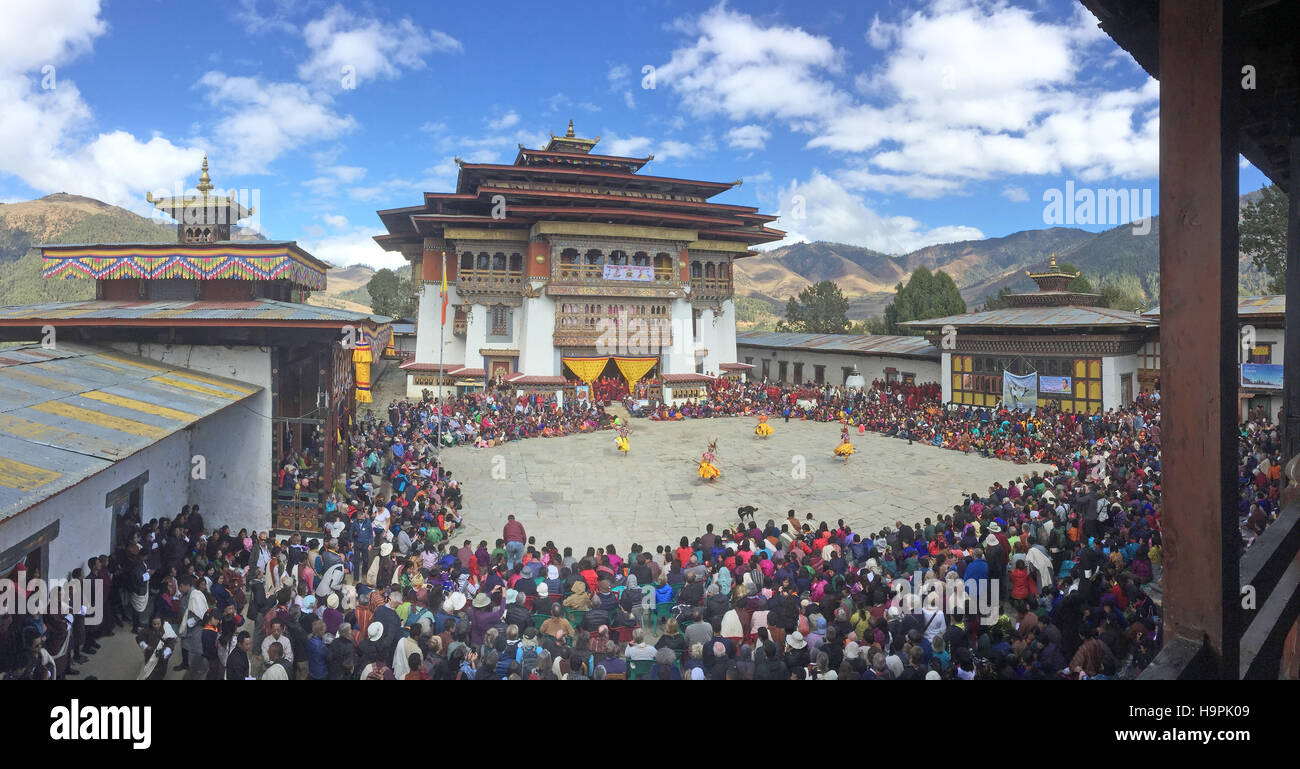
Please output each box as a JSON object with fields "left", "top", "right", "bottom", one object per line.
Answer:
{"left": 0, "top": 342, "right": 261, "bottom": 522}
{"left": 1142, "top": 294, "right": 1284, "bottom": 318}
{"left": 0, "top": 299, "right": 390, "bottom": 324}
{"left": 899, "top": 305, "right": 1155, "bottom": 329}
{"left": 736, "top": 330, "right": 940, "bottom": 359}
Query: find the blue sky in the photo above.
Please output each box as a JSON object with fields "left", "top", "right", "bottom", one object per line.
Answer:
{"left": 0, "top": 0, "right": 1271, "bottom": 268}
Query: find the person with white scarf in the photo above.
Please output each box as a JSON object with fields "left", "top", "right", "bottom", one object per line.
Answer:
{"left": 136, "top": 620, "right": 177, "bottom": 680}
{"left": 176, "top": 575, "right": 209, "bottom": 679}
{"left": 392, "top": 625, "right": 422, "bottom": 679}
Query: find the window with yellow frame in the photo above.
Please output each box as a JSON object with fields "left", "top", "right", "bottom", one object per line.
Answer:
{"left": 1061, "top": 358, "right": 1103, "bottom": 414}
{"left": 950, "top": 355, "right": 1002, "bottom": 406}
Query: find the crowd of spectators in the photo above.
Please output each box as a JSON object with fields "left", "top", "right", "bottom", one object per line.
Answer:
{"left": 2, "top": 375, "right": 1288, "bottom": 680}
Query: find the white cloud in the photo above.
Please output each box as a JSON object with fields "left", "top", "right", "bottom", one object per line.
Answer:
{"left": 600, "top": 134, "right": 698, "bottom": 162}
{"left": 0, "top": 0, "right": 105, "bottom": 74}
{"left": 726, "top": 124, "right": 770, "bottom": 150}
{"left": 772, "top": 171, "right": 982, "bottom": 254}
{"left": 601, "top": 134, "right": 654, "bottom": 157}
{"left": 607, "top": 64, "right": 630, "bottom": 91}
{"left": 297, "top": 5, "right": 460, "bottom": 88}
{"left": 321, "top": 213, "right": 349, "bottom": 230}
{"left": 197, "top": 72, "right": 356, "bottom": 174}
{"left": 1002, "top": 185, "right": 1029, "bottom": 202}
{"left": 658, "top": 1, "right": 1159, "bottom": 199}
{"left": 300, "top": 228, "right": 405, "bottom": 269}
{"left": 303, "top": 165, "right": 366, "bottom": 195}
{"left": 836, "top": 165, "right": 964, "bottom": 199}
{"left": 657, "top": 5, "right": 848, "bottom": 122}
{"left": 232, "top": 0, "right": 298, "bottom": 35}
{"left": 0, "top": 0, "right": 203, "bottom": 209}
{"left": 489, "top": 109, "right": 520, "bottom": 130}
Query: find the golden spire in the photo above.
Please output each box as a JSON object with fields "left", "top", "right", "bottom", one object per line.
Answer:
{"left": 196, "top": 154, "right": 213, "bottom": 195}
{"left": 565, "top": 119, "right": 575, "bottom": 138}
{"left": 1049, "top": 252, "right": 1057, "bottom": 269}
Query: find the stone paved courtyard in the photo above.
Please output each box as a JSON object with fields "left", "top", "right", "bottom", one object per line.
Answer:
{"left": 442, "top": 416, "right": 1049, "bottom": 553}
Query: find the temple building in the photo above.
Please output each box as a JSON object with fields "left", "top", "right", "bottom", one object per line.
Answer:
{"left": 903, "top": 255, "right": 1156, "bottom": 412}
{"left": 0, "top": 160, "right": 389, "bottom": 577}
{"left": 375, "top": 121, "right": 783, "bottom": 401}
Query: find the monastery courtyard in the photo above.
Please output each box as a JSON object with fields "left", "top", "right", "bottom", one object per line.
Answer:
{"left": 439, "top": 415, "right": 1049, "bottom": 552}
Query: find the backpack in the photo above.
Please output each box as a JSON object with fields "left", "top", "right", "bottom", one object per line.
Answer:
{"left": 512, "top": 641, "right": 538, "bottom": 675}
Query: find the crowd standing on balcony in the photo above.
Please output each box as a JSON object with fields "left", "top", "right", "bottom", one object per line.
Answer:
{"left": 2, "top": 370, "right": 1286, "bottom": 679}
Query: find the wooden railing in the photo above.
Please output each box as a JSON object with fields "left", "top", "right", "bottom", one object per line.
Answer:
{"left": 456, "top": 268, "right": 523, "bottom": 293}
{"left": 690, "top": 276, "right": 733, "bottom": 299}
{"left": 552, "top": 312, "right": 673, "bottom": 348}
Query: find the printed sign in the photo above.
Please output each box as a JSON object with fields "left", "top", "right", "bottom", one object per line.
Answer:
{"left": 1039, "top": 375, "right": 1072, "bottom": 394}
{"left": 602, "top": 264, "right": 653, "bottom": 282}
{"left": 1003, "top": 370, "right": 1038, "bottom": 412}
{"left": 1240, "top": 363, "right": 1283, "bottom": 390}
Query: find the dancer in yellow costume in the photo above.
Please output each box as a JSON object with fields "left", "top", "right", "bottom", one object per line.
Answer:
{"left": 754, "top": 413, "right": 774, "bottom": 439}
{"left": 615, "top": 424, "right": 630, "bottom": 455}
{"left": 698, "top": 439, "right": 721, "bottom": 481}
{"left": 834, "top": 425, "right": 855, "bottom": 461}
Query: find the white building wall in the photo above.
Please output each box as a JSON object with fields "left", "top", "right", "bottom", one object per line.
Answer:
{"left": 413, "top": 282, "right": 440, "bottom": 364}
{"left": 106, "top": 343, "right": 274, "bottom": 534}
{"left": 695, "top": 300, "right": 739, "bottom": 377}
{"left": 1101, "top": 354, "right": 1141, "bottom": 411}
{"left": 409, "top": 283, "right": 466, "bottom": 399}
{"left": 666, "top": 297, "right": 696, "bottom": 374}
{"left": 736, "top": 344, "right": 941, "bottom": 387}
{"left": 697, "top": 307, "right": 718, "bottom": 375}
{"left": 520, "top": 291, "right": 556, "bottom": 376}
{"left": 716, "top": 298, "right": 738, "bottom": 368}
{"left": 464, "top": 303, "right": 487, "bottom": 370}
{"left": 7, "top": 431, "right": 192, "bottom": 581}
{"left": 941, "top": 352, "right": 953, "bottom": 403}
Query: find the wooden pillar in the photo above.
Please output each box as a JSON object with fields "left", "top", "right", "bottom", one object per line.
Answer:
{"left": 1285, "top": 134, "right": 1300, "bottom": 481}
{"left": 1158, "top": 0, "right": 1241, "bottom": 675}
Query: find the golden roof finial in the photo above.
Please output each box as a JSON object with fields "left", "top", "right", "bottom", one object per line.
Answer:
{"left": 1049, "top": 252, "right": 1057, "bottom": 269}
{"left": 565, "top": 119, "right": 575, "bottom": 138}
{"left": 196, "top": 154, "right": 213, "bottom": 195}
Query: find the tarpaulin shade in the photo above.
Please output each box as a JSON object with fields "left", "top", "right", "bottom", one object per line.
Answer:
{"left": 613, "top": 356, "right": 657, "bottom": 391}
{"left": 562, "top": 356, "right": 609, "bottom": 385}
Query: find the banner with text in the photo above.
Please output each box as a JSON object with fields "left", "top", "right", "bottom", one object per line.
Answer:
{"left": 602, "top": 264, "right": 653, "bottom": 282}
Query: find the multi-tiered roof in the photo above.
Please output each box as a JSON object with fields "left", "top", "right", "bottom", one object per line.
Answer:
{"left": 374, "top": 121, "right": 783, "bottom": 256}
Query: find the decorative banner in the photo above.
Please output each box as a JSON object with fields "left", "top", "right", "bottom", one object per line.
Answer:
{"left": 613, "top": 356, "right": 658, "bottom": 392}
{"left": 355, "top": 361, "right": 372, "bottom": 403}
{"left": 1241, "top": 363, "right": 1283, "bottom": 390}
{"left": 1003, "top": 370, "right": 1037, "bottom": 412}
{"left": 562, "top": 356, "right": 610, "bottom": 384}
{"left": 602, "top": 264, "right": 653, "bottom": 282}
{"left": 41, "top": 245, "right": 327, "bottom": 289}
{"left": 1039, "top": 375, "right": 1072, "bottom": 394}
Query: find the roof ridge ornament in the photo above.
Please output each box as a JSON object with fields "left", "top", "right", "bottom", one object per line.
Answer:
{"left": 197, "top": 154, "right": 213, "bottom": 195}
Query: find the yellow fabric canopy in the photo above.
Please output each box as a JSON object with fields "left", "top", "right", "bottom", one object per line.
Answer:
{"left": 614, "top": 356, "right": 658, "bottom": 392}
{"left": 562, "top": 356, "right": 609, "bottom": 385}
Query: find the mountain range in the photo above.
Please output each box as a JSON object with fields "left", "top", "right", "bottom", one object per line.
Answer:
{"left": 0, "top": 192, "right": 1274, "bottom": 321}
